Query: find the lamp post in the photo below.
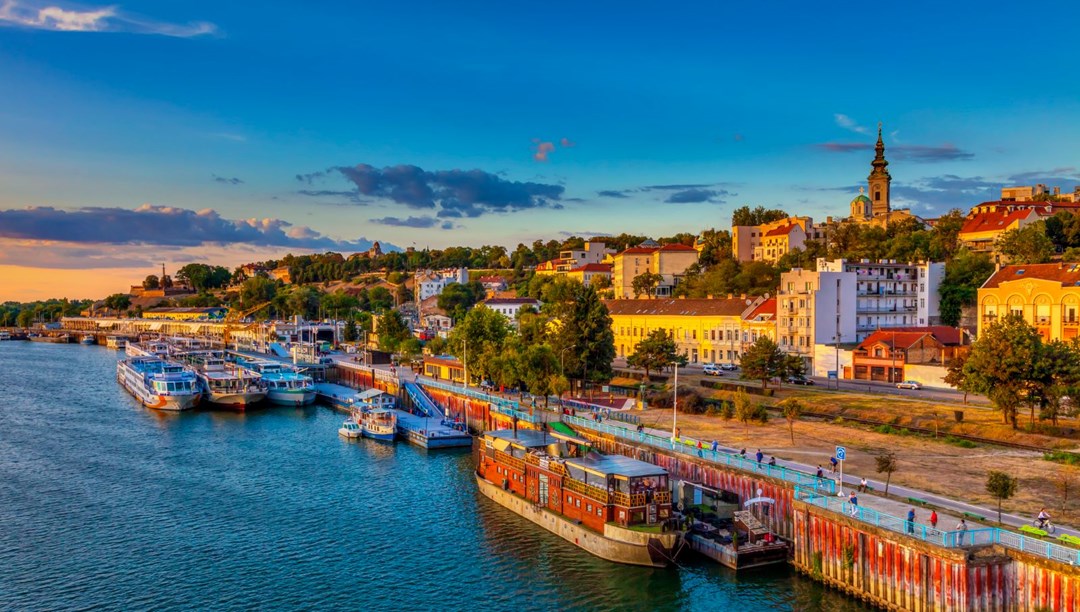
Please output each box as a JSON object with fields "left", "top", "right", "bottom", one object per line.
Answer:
{"left": 672, "top": 360, "right": 679, "bottom": 444}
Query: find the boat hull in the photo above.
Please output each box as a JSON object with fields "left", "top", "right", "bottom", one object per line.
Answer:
{"left": 267, "top": 389, "right": 316, "bottom": 406}
{"left": 474, "top": 473, "right": 678, "bottom": 568}
{"left": 361, "top": 426, "right": 396, "bottom": 441}
{"left": 207, "top": 391, "right": 267, "bottom": 408}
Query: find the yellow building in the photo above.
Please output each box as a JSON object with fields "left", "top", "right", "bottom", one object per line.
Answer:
{"left": 959, "top": 208, "right": 1042, "bottom": 253}
{"left": 732, "top": 216, "right": 820, "bottom": 263}
{"left": 611, "top": 241, "right": 699, "bottom": 298}
{"left": 565, "top": 263, "right": 612, "bottom": 287}
{"left": 606, "top": 297, "right": 776, "bottom": 365}
{"left": 142, "top": 307, "right": 228, "bottom": 321}
{"left": 978, "top": 263, "right": 1080, "bottom": 341}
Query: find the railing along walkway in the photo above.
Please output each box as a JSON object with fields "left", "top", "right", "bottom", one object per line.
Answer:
{"left": 420, "top": 380, "right": 544, "bottom": 424}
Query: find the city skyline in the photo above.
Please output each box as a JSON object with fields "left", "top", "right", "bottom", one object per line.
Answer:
{"left": 3, "top": 0, "right": 1080, "bottom": 300}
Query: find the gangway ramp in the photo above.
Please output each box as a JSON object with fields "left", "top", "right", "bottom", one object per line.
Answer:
{"left": 404, "top": 381, "right": 445, "bottom": 419}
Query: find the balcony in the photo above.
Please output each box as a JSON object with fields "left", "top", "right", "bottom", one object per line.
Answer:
{"left": 495, "top": 450, "right": 525, "bottom": 471}
{"left": 564, "top": 476, "right": 609, "bottom": 503}
{"left": 1036, "top": 316, "right": 1052, "bottom": 326}
{"left": 1065, "top": 320, "right": 1080, "bottom": 328}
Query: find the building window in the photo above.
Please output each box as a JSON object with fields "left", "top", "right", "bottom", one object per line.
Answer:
{"left": 874, "top": 191, "right": 881, "bottom": 201}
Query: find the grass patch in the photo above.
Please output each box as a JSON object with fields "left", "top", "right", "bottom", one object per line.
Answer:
{"left": 625, "top": 524, "right": 663, "bottom": 533}
{"left": 1043, "top": 450, "right": 1080, "bottom": 465}
{"left": 944, "top": 436, "right": 978, "bottom": 448}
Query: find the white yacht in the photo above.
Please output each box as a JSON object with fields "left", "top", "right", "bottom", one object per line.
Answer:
{"left": 235, "top": 358, "right": 316, "bottom": 406}
{"left": 116, "top": 356, "right": 201, "bottom": 411}
{"left": 186, "top": 352, "right": 266, "bottom": 409}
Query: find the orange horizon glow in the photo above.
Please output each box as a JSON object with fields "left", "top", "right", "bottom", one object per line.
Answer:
{"left": 1, "top": 266, "right": 137, "bottom": 302}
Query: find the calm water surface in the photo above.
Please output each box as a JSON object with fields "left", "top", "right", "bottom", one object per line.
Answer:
{"left": 0, "top": 342, "right": 867, "bottom": 611}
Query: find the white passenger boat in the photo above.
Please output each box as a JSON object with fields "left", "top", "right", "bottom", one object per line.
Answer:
{"left": 105, "top": 335, "right": 127, "bottom": 349}
{"left": 235, "top": 358, "right": 316, "bottom": 406}
{"left": 126, "top": 340, "right": 170, "bottom": 358}
{"left": 0, "top": 331, "right": 11, "bottom": 341}
{"left": 186, "top": 352, "right": 266, "bottom": 409}
{"left": 116, "top": 356, "right": 201, "bottom": 411}
{"left": 362, "top": 408, "right": 397, "bottom": 441}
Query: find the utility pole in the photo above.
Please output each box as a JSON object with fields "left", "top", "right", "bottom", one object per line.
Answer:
{"left": 672, "top": 361, "right": 679, "bottom": 443}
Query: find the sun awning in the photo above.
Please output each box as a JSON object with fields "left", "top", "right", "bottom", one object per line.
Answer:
{"left": 491, "top": 437, "right": 512, "bottom": 452}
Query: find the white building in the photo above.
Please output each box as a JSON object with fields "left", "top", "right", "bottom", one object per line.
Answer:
{"left": 415, "top": 268, "right": 469, "bottom": 301}
{"left": 482, "top": 298, "right": 541, "bottom": 323}
{"left": 817, "top": 258, "right": 944, "bottom": 340}
{"left": 777, "top": 268, "right": 858, "bottom": 369}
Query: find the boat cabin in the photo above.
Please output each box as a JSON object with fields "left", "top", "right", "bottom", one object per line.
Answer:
{"left": 357, "top": 388, "right": 396, "bottom": 409}
{"left": 477, "top": 429, "right": 672, "bottom": 534}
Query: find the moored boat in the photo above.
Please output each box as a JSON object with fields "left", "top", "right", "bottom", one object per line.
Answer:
{"left": 80, "top": 335, "right": 96, "bottom": 346}
{"left": 236, "top": 359, "right": 315, "bottom": 406}
{"left": 29, "top": 333, "right": 69, "bottom": 343}
{"left": 105, "top": 335, "right": 128, "bottom": 349}
{"left": 126, "top": 340, "right": 170, "bottom": 358}
{"left": 339, "top": 418, "right": 362, "bottom": 439}
{"left": 186, "top": 353, "right": 266, "bottom": 409}
{"left": 116, "top": 356, "right": 201, "bottom": 411}
{"left": 475, "top": 429, "right": 684, "bottom": 568}
{"left": 361, "top": 408, "right": 397, "bottom": 441}
{"left": 0, "top": 331, "right": 11, "bottom": 341}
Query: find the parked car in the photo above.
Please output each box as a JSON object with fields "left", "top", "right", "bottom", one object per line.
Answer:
{"left": 786, "top": 376, "right": 814, "bottom": 385}
{"left": 896, "top": 380, "right": 922, "bottom": 390}
{"left": 702, "top": 364, "right": 723, "bottom": 376}
{"left": 719, "top": 363, "right": 738, "bottom": 371}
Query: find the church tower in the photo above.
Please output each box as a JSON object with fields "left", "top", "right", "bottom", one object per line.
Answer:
{"left": 868, "top": 122, "right": 891, "bottom": 217}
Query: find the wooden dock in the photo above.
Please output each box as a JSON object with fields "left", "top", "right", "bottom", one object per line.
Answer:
{"left": 394, "top": 410, "right": 471, "bottom": 449}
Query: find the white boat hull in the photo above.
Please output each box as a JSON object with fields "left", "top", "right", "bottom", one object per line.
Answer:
{"left": 207, "top": 391, "right": 267, "bottom": 408}
{"left": 267, "top": 389, "right": 316, "bottom": 406}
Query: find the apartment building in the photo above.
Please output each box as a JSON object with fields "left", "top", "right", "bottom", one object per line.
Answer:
{"left": 817, "top": 258, "right": 944, "bottom": 339}
{"left": 414, "top": 267, "right": 468, "bottom": 300}
{"left": 776, "top": 268, "right": 858, "bottom": 370}
{"left": 978, "top": 263, "right": 1080, "bottom": 342}
{"left": 610, "top": 241, "right": 699, "bottom": 299}
{"left": 731, "top": 216, "right": 822, "bottom": 263}
{"left": 535, "top": 240, "right": 615, "bottom": 275}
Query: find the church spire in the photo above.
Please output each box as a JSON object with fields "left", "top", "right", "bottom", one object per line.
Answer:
{"left": 867, "top": 121, "right": 891, "bottom": 217}
{"left": 869, "top": 121, "right": 890, "bottom": 180}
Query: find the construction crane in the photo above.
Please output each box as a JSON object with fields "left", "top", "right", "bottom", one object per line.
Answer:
{"left": 222, "top": 302, "right": 272, "bottom": 349}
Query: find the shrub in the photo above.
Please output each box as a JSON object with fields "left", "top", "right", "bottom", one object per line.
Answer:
{"left": 1044, "top": 451, "right": 1080, "bottom": 466}
{"left": 944, "top": 436, "right": 977, "bottom": 448}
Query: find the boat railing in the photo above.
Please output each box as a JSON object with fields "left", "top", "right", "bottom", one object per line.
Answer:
{"left": 494, "top": 450, "right": 525, "bottom": 472}
{"left": 653, "top": 490, "right": 671, "bottom": 504}
{"left": 562, "top": 415, "right": 836, "bottom": 495}
{"left": 563, "top": 477, "right": 609, "bottom": 503}
{"left": 421, "top": 380, "right": 543, "bottom": 425}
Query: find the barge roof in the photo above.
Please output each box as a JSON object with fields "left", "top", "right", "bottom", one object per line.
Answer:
{"left": 483, "top": 429, "right": 552, "bottom": 449}
{"left": 565, "top": 452, "right": 668, "bottom": 479}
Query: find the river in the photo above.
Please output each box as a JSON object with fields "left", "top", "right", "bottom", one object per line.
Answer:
{"left": 0, "top": 342, "right": 868, "bottom": 611}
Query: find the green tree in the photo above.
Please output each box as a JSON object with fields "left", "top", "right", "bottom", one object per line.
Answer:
{"left": 732, "top": 205, "right": 788, "bottom": 227}
{"left": 631, "top": 271, "right": 664, "bottom": 298}
{"left": 875, "top": 451, "right": 898, "bottom": 496}
{"left": 1030, "top": 339, "right": 1080, "bottom": 426}
{"left": 438, "top": 281, "right": 484, "bottom": 322}
{"left": 739, "top": 336, "right": 785, "bottom": 389}
{"left": 343, "top": 319, "right": 359, "bottom": 342}
{"left": 732, "top": 388, "right": 754, "bottom": 436}
{"left": 321, "top": 291, "right": 359, "bottom": 319}
{"left": 626, "top": 329, "right": 683, "bottom": 379}
{"left": 16, "top": 309, "right": 34, "bottom": 328}
{"left": 943, "top": 352, "right": 972, "bottom": 404}
{"left": 398, "top": 338, "right": 423, "bottom": 362}
{"left": 985, "top": 470, "right": 1018, "bottom": 524}
{"left": 520, "top": 344, "right": 559, "bottom": 406}
{"left": 103, "top": 293, "right": 131, "bottom": 316}
{"left": 781, "top": 398, "right": 803, "bottom": 445}
{"left": 447, "top": 305, "right": 511, "bottom": 383}
{"left": 783, "top": 353, "right": 807, "bottom": 381}
{"left": 963, "top": 314, "right": 1042, "bottom": 428}
{"left": 376, "top": 310, "right": 411, "bottom": 353}
{"left": 239, "top": 276, "right": 278, "bottom": 308}
{"left": 142, "top": 275, "right": 160, "bottom": 290}
{"left": 996, "top": 223, "right": 1055, "bottom": 264}
{"left": 553, "top": 285, "right": 616, "bottom": 391}
{"left": 939, "top": 250, "right": 995, "bottom": 327}
{"left": 368, "top": 286, "right": 394, "bottom": 312}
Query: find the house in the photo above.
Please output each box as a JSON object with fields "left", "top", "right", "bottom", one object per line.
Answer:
{"left": 851, "top": 327, "right": 969, "bottom": 384}
{"left": 732, "top": 216, "right": 821, "bottom": 263}
{"left": 269, "top": 267, "right": 292, "bottom": 284}
{"left": 566, "top": 263, "right": 612, "bottom": 287}
{"left": 423, "top": 355, "right": 465, "bottom": 384}
{"left": 958, "top": 207, "right": 1042, "bottom": 254}
{"left": 482, "top": 298, "right": 541, "bottom": 322}
{"left": 478, "top": 275, "right": 508, "bottom": 293}
{"left": 978, "top": 263, "right": 1080, "bottom": 342}
{"left": 414, "top": 268, "right": 468, "bottom": 301}
{"left": 535, "top": 240, "right": 615, "bottom": 276}
{"left": 606, "top": 296, "right": 775, "bottom": 365}
{"left": 611, "top": 241, "right": 699, "bottom": 299}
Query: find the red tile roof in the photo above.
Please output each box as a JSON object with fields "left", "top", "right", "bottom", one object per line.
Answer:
{"left": 857, "top": 330, "right": 937, "bottom": 351}
{"left": 959, "top": 209, "right": 1038, "bottom": 235}
{"left": 483, "top": 298, "right": 541, "bottom": 306}
{"left": 604, "top": 298, "right": 749, "bottom": 317}
{"left": 658, "top": 243, "right": 697, "bottom": 251}
{"left": 619, "top": 243, "right": 697, "bottom": 255}
{"left": 743, "top": 297, "right": 776, "bottom": 321}
{"left": 876, "top": 326, "right": 969, "bottom": 346}
{"left": 569, "top": 263, "right": 613, "bottom": 273}
{"left": 763, "top": 223, "right": 797, "bottom": 238}
{"left": 982, "top": 263, "right": 1080, "bottom": 289}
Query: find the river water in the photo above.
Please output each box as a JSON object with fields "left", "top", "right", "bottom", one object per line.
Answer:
{"left": 0, "top": 342, "right": 867, "bottom": 611}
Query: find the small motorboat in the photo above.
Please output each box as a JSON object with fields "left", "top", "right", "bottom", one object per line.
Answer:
{"left": 339, "top": 419, "right": 362, "bottom": 439}
{"left": 80, "top": 335, "right": 96, "bottom": 346}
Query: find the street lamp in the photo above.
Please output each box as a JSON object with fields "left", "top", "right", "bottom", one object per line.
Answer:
{"left": 560, "top": 344, "right": 576, "bottom": 376}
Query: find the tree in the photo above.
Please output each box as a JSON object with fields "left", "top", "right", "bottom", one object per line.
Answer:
{"left": 985, "top": 470, "right": 1018, "bottom": 524}
{"left": 939, "top": 249, "right": 994, "bottom": 327}
{"left": 781, "top": 398, "right": 803, "bottom": 445}
{"left": 553, "top": 285, "right": 616, "bottom": 391}
{"left": 447, "top": 305, "right": 511, "bottom": 383}
{"left": 996, "top": 223, "right": 1055, "bottom": 264}
{"left": 732, "top": 205, "right": 788, "bottom": 227}
{"left": 398, "top": 338, "right": 422, "bottom": 363}
{"left": 343, "top": 319, "right": 359, "bottom": 342}
{"left": 875, "top": 451, "right": 898, "bottom": 496}
{"left": 104, "top": 293, "right": 131, "bottom": 316}
{"left": 733, "top": 388, "right": 754, "bottom": 437}
{"left": 520, "top": 344, "right": 559, "bottom": 406}
{"left": 16, "top": 309, "right": 34, "bottom": 328}
{"left": 783, "top": 353, "right": 806, "bottom": 381}
{"left": 143, "top": 275, "right": 160, "bottom": 290}
{"left": 739, "top": 336, "right": 785, "bottom": 389}
{"left": 631, "top": 272, "right": 664, "bottom": 298}
{"left": 964, "top": 314, "right": 1042, "bottom": 428}
{"left": 943, "top": 352, "right": 972, "bottom": 404}
{"left": 626, "top": 329, "right": 682, "bottom": 379}
{"left": 376, "top": 310, "right": 411, "bottom": 353}
{"left": 438, "top": 281, "right": 484, "bottom": 322}
{"left": 1054, "top": 467, "right": 1076, "bottom": 520}
{"left": 368, "top": 286, "right": 394, "bottom": 312}
{"left": 239, "top": 276, "right": 278, "bottom": 309}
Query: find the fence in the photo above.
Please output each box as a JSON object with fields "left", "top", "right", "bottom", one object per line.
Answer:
{"left": 421, "top": 379, "right": 544, "bottom": 425}
{"left": 794, "top": 486, "right": 1080, "bottom": 562}
{"left": 563, "top": 415, "right": 835, "bottom": 495}
{"left": 559, "top": 397, "right": 640, "bottom": 425}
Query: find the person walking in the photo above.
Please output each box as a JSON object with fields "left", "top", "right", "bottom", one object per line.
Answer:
{"left": 740, "top": 448, "right": 747, "bottom": 458}
{"left": 675, "top": 427, "right": 681, "bottom": 440}
{"left": 956, "top": 519, "right": 968, "bottom": 545}
{"left": 906, "top": 508, "right": 916, "bottom": 534}
{"left": 929, "top": 510, "right": 938, "bottom": 529}
{"left": 830, "top": 456, "right": 838, "bottom": 473}
{"left": 755, "top": 449, "right": 764, "bottom": 464}
{"left": 848, "top": 492, "right": 859, "bottom": 517}
{"left": 711, "top": 440, "right": 718, "bottom": 453}
{"left": 697, "top": 440, "right": 703, "bottom": 457}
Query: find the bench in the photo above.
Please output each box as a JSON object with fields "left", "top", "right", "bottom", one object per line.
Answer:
{"left": 906, "top": 497, "right": 929, "bottom": 506}
{"left": 1019, "top": 525, "right": 1048, "bottom": 537}
{"left": 962, "top": 512, "right": 986, "bottom": 522}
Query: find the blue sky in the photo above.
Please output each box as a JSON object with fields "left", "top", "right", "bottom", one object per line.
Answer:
{"left": 2, "top": 0, "right": 1080, "bottom": 297}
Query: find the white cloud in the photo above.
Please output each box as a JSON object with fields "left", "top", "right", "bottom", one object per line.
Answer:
{"left": 0, "top": 0, "right": 215, "bottom": 37}
{"left": 834, "top": 113, "right": 870, "bottom": 135}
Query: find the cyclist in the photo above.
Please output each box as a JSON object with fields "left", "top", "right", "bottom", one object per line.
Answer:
{"left": 1036, "top": 508, "right": 1052, "bottom": 530}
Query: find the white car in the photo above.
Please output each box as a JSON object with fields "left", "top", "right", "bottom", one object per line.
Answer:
{"left": 896, "top": 380, "right": 922, "bottom": 390}
{"left": 702, "top": 364, "right": 723, "bottom": 376}
{"left": 719, "top": 363, "right": 738, "bottom": 371}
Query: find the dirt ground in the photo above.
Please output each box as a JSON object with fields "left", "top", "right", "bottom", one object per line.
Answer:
{"left": 638, "top": 405, "right": 1080, "bottom": 526}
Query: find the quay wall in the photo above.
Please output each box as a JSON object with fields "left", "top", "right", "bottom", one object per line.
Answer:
{"left": 794, "top": 500, "right": 1080, "bottom": 612}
